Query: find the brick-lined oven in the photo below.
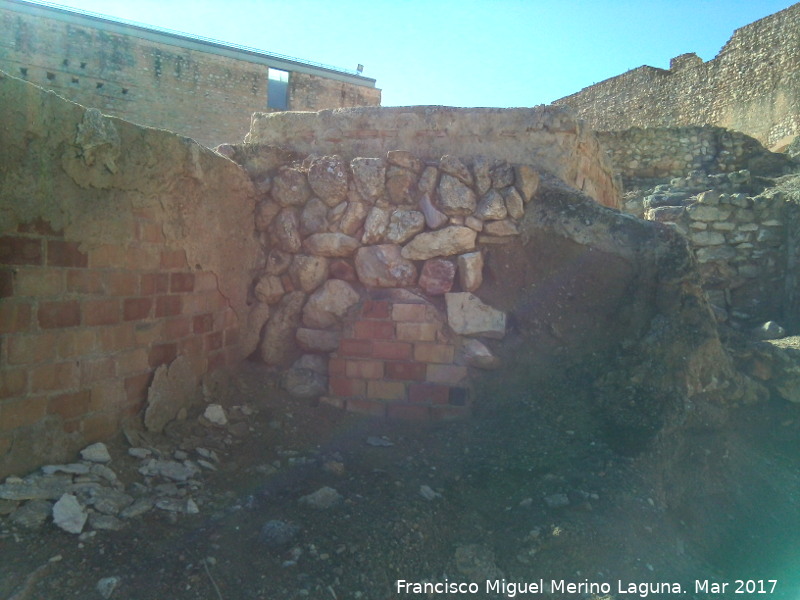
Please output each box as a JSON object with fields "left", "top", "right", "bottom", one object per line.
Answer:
{"left": 325, "top": 293, "right": 470, "bottom": 420}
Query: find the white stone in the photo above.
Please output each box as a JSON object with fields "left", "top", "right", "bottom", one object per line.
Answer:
{"left": 52, "top": 493, "right": 87, "bottom": 534}
{"left": 401, "top": 226, "right": 477, "bottom": 260}
{"left": 385, "top": 210, "right": 425, "bottom": 244}
{"left": 299, "top": 486, "right": 342, "bottom": 510}
{"left": 302, "top": 279, "right": 360, "bottom": 328}
{"left": 204, "top": 404, "right": 228, "bottom": 426}
{"left": 457, "top": 252, "right": 484, "bottom": 292}
{"left": 355, "top": 244, "right": 418, "bottom": 288}
{"left": 80, "top": 442, "right": 111, "bottom": 463}
{"left": 362, "top": 206, "right": 390, "bottom": 244}
{"left": 445, "top": 292, "right": 506, "bottom": 339}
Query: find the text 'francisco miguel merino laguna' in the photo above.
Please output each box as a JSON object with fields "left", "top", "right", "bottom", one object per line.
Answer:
{"left": 396, "top": 578, "right": 688, "bottom": 598}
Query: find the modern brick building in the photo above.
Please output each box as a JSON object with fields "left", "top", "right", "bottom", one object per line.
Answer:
{"left": 0, "top": 0, "right": 381, "bottom": 147}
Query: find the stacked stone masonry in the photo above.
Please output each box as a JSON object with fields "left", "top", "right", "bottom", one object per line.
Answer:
{"left": 555, "top": 3, "right": 800, "bottom": 149}
{"left": 597, "top": 126, "right": 795, "bottom": 188}
{"left": 241, "top": 150, "right": 533, "bottom": 419}
{"left": 0, "top": 0, "right": 380, "bottom": 148}
{"left": 638, "top": 170, "right": 791, "bottom": 326}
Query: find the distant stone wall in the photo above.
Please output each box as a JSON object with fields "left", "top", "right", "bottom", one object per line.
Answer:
{"left": 0, "top": 72, "right": 260, "bottom": 478}
{"left": 598, "top": 126, "right": 796, "bottom": 187}
{"left": 245, "top": 106, "right": 622, "bottom": 208}
{"left": 0, "top": 0, "right": 380, "bottom": 147}
{"left": 555, "top": 3, "right": 800, "bottom": 149}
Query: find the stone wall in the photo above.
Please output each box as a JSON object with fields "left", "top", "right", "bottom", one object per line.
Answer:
{"left": 0, "top": 0, "right": 380, "bottom": 148}
{"left": 597, "top": 126, "right": 795, "bottom": 188}
{"left": 244, "top": 106, "right": 622, "bottom": 209}
{"left": 554, "top": 3, "right": 800, "bottom": 149}
{"left": 0, "top": 72, "right": 260, "bottom": 478}
{"left": 224, "top": 145, "right": 534, "bottom": 418}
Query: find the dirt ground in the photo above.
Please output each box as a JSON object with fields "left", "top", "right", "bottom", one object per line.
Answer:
{"left": 1, "top": 360, "right": 799, "bottom": 600}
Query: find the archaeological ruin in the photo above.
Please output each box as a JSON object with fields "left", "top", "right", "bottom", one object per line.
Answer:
{"left": 1, "top": 3, "right": 800, "bottom": 598}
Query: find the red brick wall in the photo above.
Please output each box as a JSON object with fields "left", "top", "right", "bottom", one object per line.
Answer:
{"left": 0, "top": 212, "right": 240, "bottom": 474}
{"left": 323, "top": 296, "right": 470, "bottom": 421}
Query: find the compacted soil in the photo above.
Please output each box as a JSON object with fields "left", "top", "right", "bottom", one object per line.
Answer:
{"left": 1, "top": 361, "right": 799, "bottom": 600}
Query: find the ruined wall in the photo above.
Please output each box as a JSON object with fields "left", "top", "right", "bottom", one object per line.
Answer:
{"left": 598, "top": 126, "right": 795, "bottom": 187}
{"left": 0, "top": 72, "right": 260, "bottom": 478}
{"left": 245, "top": 106, "right": 622, "bottom": 209}
{"left": 0, "top": 0, "right": 380, "bottom": 148}
{"left": 554, "top": 3, "right": 800, "bottom": 149}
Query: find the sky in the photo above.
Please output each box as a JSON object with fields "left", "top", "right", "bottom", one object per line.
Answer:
{"left": 32, "top": 0, "right": 799, "bottom": 107}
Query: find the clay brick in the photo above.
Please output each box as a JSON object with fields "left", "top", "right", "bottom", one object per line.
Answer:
{"left": 0, "top": 302, "right": 31, "bottom": 333}
{"left": 391, "top": 303, "right": 427, "bottom": 322}
{"left": 164, "top": 316, "right": 192, "bottom": 340}
{"left": 354, "top": 320, "right": 394, "bottom": 340}
{"left": 80, "top": 356, "right": 116, "bottom": 384}
{"left": 362, "top": 300, "right": 390, "bottom": 319}
{"left": 98, "top": 323, "right": 136, "bottom": 352}
{"left": 83, "top": 298, "right": 121, "bottom": 326}
{"left": 161, "top": 248, "right": 188, "bottom": 269}
{"left": 396, "top": 322, "right": 438, "bottom": 342}
{"left": 193, "top": 313, "right": 214, "bottom": 333}
{"left": 345, "top": 359, "right": 384, "bottom": 379}
{"left": 371, "top": 340, "right": 412, "bottom": 360}
{"left": 125, "top": 372, "right": 153, "bottom": 405}
{"left": 47, "top": 390, "right": 91, "bottom": 420}
{"left": 170, "top": 272, "right": 196, "bottom": 293}
{"left": 387, "top": 403, "right": 431, "bottom": 420}
{"left": 116, "top": 348, "right": 150, "bottom": 376}
{"left": 0, "top": 236, "right": 43, "bottom": 265}
{"left": 0, "top": 269, "right": 13, "bottom": 298}
{"left": 123, "top": 297, "right": 153, "bottom": 321}
{"left": 90, "top": 244, "right": 128, "bottom": 268}
{"left": 386, "top": 361, "right": 426, "bottom": 381}
{"left": 224, "top": 327, "right": 239, "bottom": 347}
{"left": 107, "top": 272, "right": 139, "bottom": 296}
{"left": 345, "top": 397, "right": 387, "bottom": 417}
{"left": 155, "top": 295, "right": 183, "bottom": 317}
{"left": 222, "top": 308, "right": 238, "bottom": 328}
{"left": 14, "top": 268, "right": 64, "bottom": 297}
{"left": 329, "top": 358, "right": 346, "bottom": 376}
{"left": 413, "top": 343, "right": 454, "bottom": 364}
{"left": 17, "top": 218, "right": 61, "bottom": 237}
{"left": 205, "top": 331, "right": 223, "bottom": 352}
{"left": 140, "top": 273, "right": 169, "bottom": 295}
{"left": 426, "top": 364, "right": 468, "bottom": 385}
{"left": 47, "top": 240, "right": 88, "bottom": 268}
{"left": 0, "top": 396, "right": 47, "bottom": 430}
{"left": 430, "top": 405, "right": 471, "bottom": 421}
{"left": 66, "top": 270, "right": 105, "bottom": 294}
{"left": 7, "top": 333, "right": 57, "bottom": 365}
{"left": 30, "top": 361, "right": 79, "bottom": 392}
{"left": 408, "top": 383, "right": 451, "bottom": 405}
{"left": 0, "top": 369, "right": 27, "bottom": 398}
{"left": 330, "top": 376, "right": 366, "bottom": 397}
{"left": 125, "top": 245, "right": 160, "bottom": 271}
{"left": 366, "top": 380, "right": 406, "bottom": 401}
{"left": 148, "top": 342, "right": 177, "bottom": 368}
{"left": 57, "top": 329, "right": 98, "bottom": 358}
{"left": 338, "top": 338, "right": 373, "bottom": 358}
{"left": 136, "top": 221, "right": 164, "bottom": 244}
{"left": 133, "top": 321, "right": 163, "bottom": 346}
{"left": 38, "top": 300, "right": 80, "bottom": 329}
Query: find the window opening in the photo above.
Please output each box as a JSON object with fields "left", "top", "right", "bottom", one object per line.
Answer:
{"left": 267, "top": 68, "right": 289, "bottom": 110}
